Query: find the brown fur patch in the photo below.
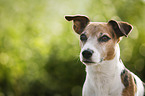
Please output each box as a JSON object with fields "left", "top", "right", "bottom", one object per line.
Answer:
{"left": 121, "top": 69, "right": 137, "bottom": 96}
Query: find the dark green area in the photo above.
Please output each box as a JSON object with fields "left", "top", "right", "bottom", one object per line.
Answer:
{"left": 0, "top": 0, "right": 145, "bottom": 96}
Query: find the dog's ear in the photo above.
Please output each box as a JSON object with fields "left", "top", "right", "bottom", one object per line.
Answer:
{"left": 108, "top": 20, "right": 133, "bottom": 38}
{"left": 65, "top": 15, "right": 90, "bottom": 34}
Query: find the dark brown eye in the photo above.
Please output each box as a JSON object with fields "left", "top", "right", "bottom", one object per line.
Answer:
{"left": 98, "top": 35, "right": 111, "bottom": 42}
{"left": 80, "top": 34, "right": 87, "bottom": 41}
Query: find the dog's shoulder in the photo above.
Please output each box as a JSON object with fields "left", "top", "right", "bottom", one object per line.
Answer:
{"left": 121, "top": 68, "right": 136, "bottom": 87}
{"left": 121, "top": 68, "right": 145, "bottom": 96}
{"left": 120, "top": 68, "right": 137, "bottom": 96}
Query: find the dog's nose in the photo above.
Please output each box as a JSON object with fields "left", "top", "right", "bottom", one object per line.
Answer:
{"left": 82, "top": 49, "right": 94, "bottom": 59}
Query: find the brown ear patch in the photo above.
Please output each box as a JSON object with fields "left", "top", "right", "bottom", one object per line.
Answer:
{"left": 121, "top": 69, "right": 137, "bottom": 96}
{"left": 65, "top": 15, "right": 90, "bottom": 34}
{"left": 108, "top": 20, "right": 132, "bottom": 38}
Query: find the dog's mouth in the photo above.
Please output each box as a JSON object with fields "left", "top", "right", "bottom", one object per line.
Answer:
{"left": 82, "top": 59, "right": 95, "bottom": 64}
{"left": 82, "top": 58, "right": 104, "bottom": 64}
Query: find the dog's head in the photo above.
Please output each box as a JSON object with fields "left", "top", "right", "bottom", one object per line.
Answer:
{"left": 65, "top": 15, "right": 132, "bottom": 65}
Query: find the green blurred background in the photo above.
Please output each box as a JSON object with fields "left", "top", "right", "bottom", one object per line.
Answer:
{"left": 0, "top": 0, "right": 145, "bottom": 96}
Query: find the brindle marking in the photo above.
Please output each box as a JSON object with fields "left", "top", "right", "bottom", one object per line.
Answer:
{"left": 121, "top": 69, "right": 137, "bottom": 96}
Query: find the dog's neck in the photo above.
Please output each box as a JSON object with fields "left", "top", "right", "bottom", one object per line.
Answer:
{"left": 84, "top": 44, "right": 125, "bottom": 96}
{"left": 86, "top": 44, "right": 124, "bottom": 78}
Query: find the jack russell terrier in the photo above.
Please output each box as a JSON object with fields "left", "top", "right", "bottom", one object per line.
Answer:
{"left": 65, "top": 15, "right": 145, "bottom": 96}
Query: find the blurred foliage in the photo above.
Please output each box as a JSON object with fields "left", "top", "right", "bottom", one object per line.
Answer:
{"left": 0, "top": 0, "right": 145, "bottom": 96}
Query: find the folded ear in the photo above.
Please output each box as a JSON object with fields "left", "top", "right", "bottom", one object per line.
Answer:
{"left": 65, "top": 15, "right": 90, "bottom": 34}
{"left": 108, "top": 20, "right": 133, "bottom": 38}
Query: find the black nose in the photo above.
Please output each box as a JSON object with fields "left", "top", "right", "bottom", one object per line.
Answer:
{"left": 82, "top": 49, "right": 94, "bottom": 59}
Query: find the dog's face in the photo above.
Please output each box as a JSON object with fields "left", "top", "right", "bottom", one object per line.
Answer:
{"left": 65, "top": 15, "right": 132, "bottom": 65}
{"left": 79, "top": 22, "right": 117, "bottom": 64}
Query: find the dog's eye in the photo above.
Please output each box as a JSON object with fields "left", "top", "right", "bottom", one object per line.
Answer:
{"left": 98, "top": 35, "right": 111, "bottom": 42}
{"left": 80, "top": 34, "right": 87, "bottom": 41}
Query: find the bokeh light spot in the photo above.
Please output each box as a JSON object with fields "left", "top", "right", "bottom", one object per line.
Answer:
{"left": 139, "top": 43, "right": 145, "bottom": 57}
{"left": 134, "top": 58, "right": 144, "bottom": 72}
{"left": 0, "top": 53, "right": 9, "bottom": 65}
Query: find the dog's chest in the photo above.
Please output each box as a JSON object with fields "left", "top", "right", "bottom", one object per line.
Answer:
{"left": 83, "top": 65, "right": 124, "bottom": 96}
{"left": 90, "top": 74, "right": 123, "bottom": 95}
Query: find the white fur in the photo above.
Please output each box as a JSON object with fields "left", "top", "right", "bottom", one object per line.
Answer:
{"left": 80, "top": 37, "right": 101, "bottom": 64}
{"left": 81, "top": 44, "right": 144, "bottom": 96}
{"left": 131, "top": 72, "right": 144, "bottom": 96}
{"left": 82, "top": 44, "right": 124, "bottom": 96}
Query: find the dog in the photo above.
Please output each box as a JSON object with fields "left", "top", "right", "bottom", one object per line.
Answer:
{"left": 65, "top": 15, "right": 145, "bottom": 96}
